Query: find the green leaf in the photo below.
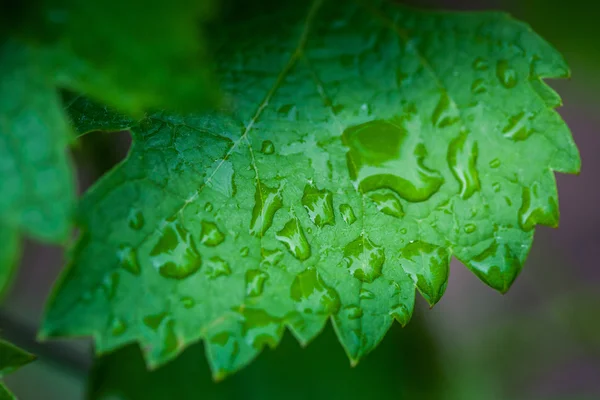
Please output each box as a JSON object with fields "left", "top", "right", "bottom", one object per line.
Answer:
{"left": 0, "top": 40, "right": 75, "bottom": 261}
{"left": 42, "top": 0, "right": 580, "bottom": 378}
{"left": 0, "top": 339, "right": 35, "bottom": 399}
{"left": 89, "top": 321, "right": 443, "bottom": 400}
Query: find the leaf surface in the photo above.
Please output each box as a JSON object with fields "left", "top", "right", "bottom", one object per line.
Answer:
{"left": 42, "top": 0, "right": 580, "bottom": 378}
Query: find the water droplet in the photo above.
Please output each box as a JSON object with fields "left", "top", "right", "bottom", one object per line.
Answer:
{"left": 345, "top": 306, "right": 363, "bottom": 320}
{"left": 301, "top": 184, "right": 335, "bottom": 227}
{"left": 502, "top": 112, "right": 534, "bottom": 141}
{"left": 275, "top": 216, "right": 311, "bottom": 261}
{"left": 518, "top": 185, "right": 558, "bottom": 231}
{"left": 342, "top": 120, "right": 443, "bottom": 202}
{"left": 150, "top": 218, "right": 202, "bottom": 280}
{"left": 181, "top": 296, "right": 195, "bottom": 308}
{"left": 496, "top": 60, "right": 518, "bottom": 88}
{"left": 200, "top": 221, "right": 225, "bottom": 246}
{"left": 261, "top": 248, "right": 284, "bottom": 266}
{"left": 162, "top": 319, "right": 179, "bottom": 356}
{"left": 128, "top": 210, "right": 145, "bottom": 230}
{"left": 367, "top": 190, "right": 404, "bottom": 218}
{"left": 471, "top": 78, "right": 487, "bottom": 94}
{"left": 400, "top": 241, "right": 450, "bottom": 305}
{"left": 492, "top": 182, "right": 501, "bottom": 192}
{"left": 359, "top": 288, "right": 375, "bottom": 300}
{"left": 206, "top": 160, "right": 236, "bottom": 198}
{"left": 205, "top": 256, "right": 231, "bottom": 278}
{"left": 111, "top": 317, "right": 127, "bottom": 336}
{"left": 390, "top": 303, "right": 412, "bottom": 327}
{"left": 343, "top": 235, "right": 385, "bottom": 283}
{"left": 464, "top": 223, "right": 477, "bottom": 233}
{"left": 204, "top": 202, "right": 214, "bottom": 212}
{"left": 277, "top": 104, "right": 297, "bottom": 120}
{"left": 431, "top": 93, "right": 459, "bottom": 128}
{"left": 240, "top": 308, "right": 283, "bottom": 350}
{"left": 489, "top": 158, "right": 501, "bottom": 169}
{"left": 102, "top": 272, "right": 120, "bottom": 300}
{"left": 261, "top": 140, "right": 275, "bottom": 155}
{"left": 143, "top": 312, "right": 168, "bottom": 331}
{"left": 339, "top": 203, "right": 356, "bottom": 225}
{"left": 118, "top": 245, "right": 140, "bottom": 275}
{"left": 448, "top": 130, "right": 480, "bottom": 200}
{"left": 400, "top": 228, "right": 408, "bottom": 234}
{"left": 466, "top": 240, "right": 521, "bottom": 293}
{"left": 246, "top": 269, "right": 269, "bottom": 297}
{"left": 240, "top": 247, "right": 250, "bottom": 257}
{"left": 472, "top": 57, "right": 489, "bottom": 71}
{"left": 250, "top": 182, "right": 283, "bottom": 236}
{"left": 290, "top": 269, "right": 340, "bottom": 314}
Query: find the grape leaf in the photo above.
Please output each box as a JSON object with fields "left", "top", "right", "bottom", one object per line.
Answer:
{"left": 41, "top": 0, "right": 580, "bottom": 378}
{"left": 0, "top": 339, "right": 35, "bottom": 399}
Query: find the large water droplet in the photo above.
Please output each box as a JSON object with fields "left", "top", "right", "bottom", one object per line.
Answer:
{"left": 240, "top": 247, "right": 250, "bottom": 257}
{"left": 143, "top": 312, "right": 168, "bottom": 331}
{"left": 261, "top": 140, "right": 275, "bottom": 155}
{"left": 518, "top": 184, "right": 558, "bottom": 231}
{"left": 261, "top": 248, "right": 284, "bottom": 266}
{"left": 301, "top": 184, "right": 335, "bottom": 227}
{"left": 367, "top": 190, "right": 404, "bottom": 218}
{"left": 275, "top": 216, "right": 311, "bottom": 261}
{"left": 400, "top": 241, "right": 450, "bottom": 306}
{"left": 472, "top": 57, "right": 489, "bottom": 71}
{"left": 200, "top": 221, "right": 225, "bottom": 246}
{"left": 246, "top": 269, "right": 269, "bottom": 297}
{"left": 343, "top": 235, "right": 385, "bottom": 283}
{"left": 162, "top": 319, "right": 179, "bottom": 357}
{"left": 502, "top": 112, "right": 534, "bottom": 141}
{"left": 466, "top": 240, "right": 521, "bottom": 293}
{"left": 240, "top": 308, "right": 283, "bottom": 350}
{"left": 339, "top": 203, "right": 356, "bottom": 225}
{"left": 431, "top": 93, "right": 460, "bottom": 128}
{"left": 110, "top": 317, "right": 127, "bottom": 336}
{"left": 447, "top": 129, "right": 480, "bottom": 199}
{"left": 204, "top": 202, "right": 214, "bottom": 212}
{"left": 118, "top": 245, "right": 140, "bottom": 275}
{"left": 359, "top": 288, "right": 374, "bottom": 300}
{"left": 342, "top": 120, "right": 443, "bottom": 202}
{"left": 181, "top": 296, "right": 195, "bottom": 309}
{"left": 290, "top": 269, "right": 340, "bottom": 314}
{"left": 345, "top": 306, "right": 363, "bottom": 320}
{"left": 496, "top": 60, "right": 518, "bottom": 88}
{"left": 102, "top": 272, "right": 120, "bottom": 300}
{"left": 205, "top": 256, "right": 231, "bottom": 278}
{"left": 471, "top": 79, "right": 487, "bottom": 94}
{"left": 150, "top": 218, "right": 201, "bottom": 280}
{"left": 128, "top": 210, "right": 145, "bottom": 230}
{"left": 489, "top": 158, "right": 501, "bottom": 169}
{"left": 250, "top": 182, "right": 283, "bottom": 237}
{"left": 464, "top": 223, "right": 477, "bottom": 234}
{"left": 390, "top": 303, "right": 412, "bottom": 327}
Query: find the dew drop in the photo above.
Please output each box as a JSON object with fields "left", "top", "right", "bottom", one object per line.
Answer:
{"left": 181, "top": 296, "right": 195, "bottom": 309}
{"left": 128, "top": 210, "right": 145, "bottom": 230}
{"left": 390, "top": 303, "right": 412, "bottom": 327}
{"left": 502, "top": 112, "right": 534, "bottom": 141}
{"left": 472, "top": 57, "right": 489, "bottom": 71}
{"left": 249, "top": 182, "right": 283, "bottom": 236}
{"left": 489, "top": 158, "right": 501, "bottom": 169}
{"left": 447, "top": 130, "right": 480, "bottom": 199}
{"left": 359, "top": 288, "right": 375, "bottom": 300}
{"left": 240, "top": 247, "right": 250, "bottom": 257}
{"left": 290, "top": 269, "right": 340, "bottom": 314}
{"left": 343, "top": 235, "right": 385, "bottom": 283}
{"left": 162, "top": 319, "right": 179, "bottom": 356}
{"left": 118, "top": 245, "right": 140, "bottom": 276}
{"left": 143, "top": 312, "right": 168, "bottom": 331}
{"left": 492, "top": 182, "right": 501, "bottom": 193}
{"left": 431, "top": 92, "right": 460, "bottom": 128}
{"left": 400, "top": 228, "right": 408, "bottom": 234}
{"left": 205, "top": 256, "right": 231, "bottom": 278}
{"left": 466, "top": 240, "right": 521, "bottom": 293}
{"left": 496, "top": 60, "right": 518, "bottom": 88}
{"left": 400, "top": 241, "right": 450, "bottom": 305}
{"left": 240, "top": 308, "right": 283, "bottom": 350}
{"left": 204, "top": 202, "right": 214, "bottom": 212}
{"left": 101, "top": 272, "right": 120, "bottom": 300}
{"left": 339, "top": 203, "right": 356, "bottom": 225}
{"left": 464, "top": 223, "right": 477, "bottom": 234}
{"left": 261, "top": 248, "right": 284, "bottom": 266}
{"left": 345, "top": 306, "right": 363, "bottom": 320}
{"left": 246, "top": 269, "right": 269, "bottom": 297}
{"left": 110, "top": 317, "right": 127, "bottom": 336}
{"left": 150, "top": 218, "right": 201, "bottom": 280}
{"left": 342, "top": 120, "right": 443, "bottom": 202}
{"left": 301, "top": 184, "right": 335, "bottom": 227}
{"left": 200, "top": 221, "right": 225, "bottom": 247}
{"left": 471, "top": 78, "right": 487, "bottom": 94}
{"left": 367, "top": 190, "right": 404, "bottom": 218}
{"left": 261, "top": 140, "right": 275, "bottom": 155}
{"left": 275, "top": 216, "right": 311, "bottom": 261}
{"left": 518, "top": 185, "right": 558, "bottom": 231}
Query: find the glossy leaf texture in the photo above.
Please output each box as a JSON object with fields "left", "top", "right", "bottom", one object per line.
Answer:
{"left": 0, "top": 339, "right": 35, "bottom": 399}
{"left": 42, "top": 0, "right": 580, "bottom": 378}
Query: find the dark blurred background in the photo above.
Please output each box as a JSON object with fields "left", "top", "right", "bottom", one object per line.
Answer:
{"left": 2, "top": 0, "right": 599, "bottom": 398}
